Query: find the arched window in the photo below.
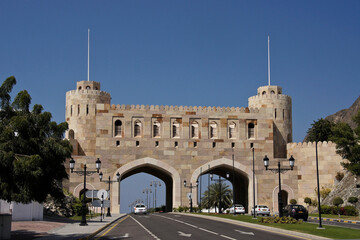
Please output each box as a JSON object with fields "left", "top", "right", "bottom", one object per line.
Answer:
{"left": 78, "top": 86, "right": 82, "bottom": 90}
{"left": 229, "top": 122, "right": 236, "bottom": 139}
{"left": 114, "top": 120, "right": 122, "bottom": 137}
{"left": 134, "top": 120, "right": 142, "bottom": 137}
{"left": 270, "top": 90, "right": 275, "bottom": 95}
{"left": 262, "top": 91, "right": 266, "bottom": 95}
{"left": 172, "top": 121, "right": 180, "bottom": 138}
{"left": 248, "top": 123, "right": 255, "bottom": 139}
{"left": 86, "top": 86, "right": 91, "bottom": 90}
{"left": 68, "top": 129, "right": 74, "bottom": 139}
{"left": 191, "top": 121, "right": 199, "bottom": 138}
{"left": 210, "top": 122, "right": 217, "bottom": 139}
{"left": 153, "top": 121, "right": 160, "bottom": 137}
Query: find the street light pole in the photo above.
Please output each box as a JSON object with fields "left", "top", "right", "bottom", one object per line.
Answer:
{"left": 150, "top": 180, "right": 161, "bottom": 210}
{"left": 69, "top": 157, "right": 101, "bottom": 226}
{"left": 143, "top": 188, "right": 152, "bottom": 209}
{"left": 263, "top": 155, "right": 295, "bottom": 217}
{"left": 232, "top": 151, "right": 236, "bottom": 215}
{"left": 183, "top": 180, "right": 199, "bottom": 212}
{"left": 315, "top": 140, "right": 324, "bottom": 229}
{"left": 99, "top": 172, "right": 120, "bottom": 217}
{"left": 252, "top": 147, "right": 256, "bottom": 218}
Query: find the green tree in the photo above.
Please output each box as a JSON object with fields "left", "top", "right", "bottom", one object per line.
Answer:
{"left": 304, "top": 197, "right": 312, "bottom": 210}
{"left": 0, "top": 76, "right": 72, "bottom": 203}
{"left": 305, "top": 118, "right": 334, "bottom": 142}
{"left": 201, "top": 181, "right": 233, "bottom": 213}
{"left": 333, "top": 197, "right": 344, "bottom": 218}
{"left": 330, "top": 111, "right": 360, "bottom": 176}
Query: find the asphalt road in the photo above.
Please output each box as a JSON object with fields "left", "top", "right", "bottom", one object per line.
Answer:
{"left": 93, "top": 213, "right": 309, "bottom": 240}
{"left": 307, "top": 218, "right": 360, "bottom": 230}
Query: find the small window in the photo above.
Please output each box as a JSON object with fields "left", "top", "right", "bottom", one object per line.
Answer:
{"left": 174, "top": 141, "right": 178, "bottom": 148}
{"left": 191, "top": 121, "right": 199, "bottom": 138}
{"left": 115, "top": 120, "right": 122, "bottom": 137}
{"left": 248, "top": 123, "right": 255, "bottom": 139}
{"left": 155, "top": 141, "right": 159, "bottom": 147}
{"left": 212, "top": 142, "right": 216, "bottom": 148}
{"left": 78, "top": 104, "right": 80, "bottom": 115}
{"left": 70, "top": 105, "right": 73, "bottom": 116}
{"left": 136, "top": 141, "right": 140, "bottom": 147}
{"left": 134, "top": 120, "right": 142, "bottom": 137}
{"left": 86, "top": 104, "right": 89, "bottom": 115}
{"left": 116, "top": 140, "right": 120, "bottom": 146}
{"left": 210, "top": 122, "right": 217, "bottom": 139}
{"left": 283, "top": 109, "right": 285, "bottom": 120}
{"left": 270, "top": 90, "right": 275, "bottom": 95}
{"left": 250, "top": 142, "right": 254, "bottom": 148}
{"left": 86, "top": 86, "right": 91, "bottom": 90}
{"left": 231, "top": 142, "right": 235, "bottom": 149}
{"left": 172, "top": 121, "right": 180, "bottom": 138}
{"left": 78, "top": 86, "right": 82, "bottom": 90}
{"left": 68, "top": 129, "right": 75, "bottom": 139}
{"left": 229, "top": 122, "right": 236, "bottom": 139}
{"left": 153, "top": 121, "right": 160, "bottom": 137}
{"left": 194, "top": 142, "right": 197, "bottom": 148}
{"left": 275, "top": 108, "right": 277, "bottom": 119}
{"left": 262, "top": 91, "right": 266, "bottom": 95}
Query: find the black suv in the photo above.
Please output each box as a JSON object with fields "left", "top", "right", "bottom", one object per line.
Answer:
{"left": 283, "top": 204, "right": 308, "bottom": 221}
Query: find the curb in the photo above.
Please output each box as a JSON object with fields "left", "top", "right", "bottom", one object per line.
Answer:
{"left": 78, "top": 214, "right": 128, "bottom": 240}
{"left": 308, "top": 216, "right": 360, "bottom": 225}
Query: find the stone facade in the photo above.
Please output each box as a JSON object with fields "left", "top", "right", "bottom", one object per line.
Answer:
{"left": 64, "top": 81, "right": 345, "bottom": 213}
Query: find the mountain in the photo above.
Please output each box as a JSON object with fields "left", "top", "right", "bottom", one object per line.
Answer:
{"left": 325, "top": 96, "right": 360, "bottom": 129}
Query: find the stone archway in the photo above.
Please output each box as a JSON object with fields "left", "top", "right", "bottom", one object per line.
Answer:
{"left": 111, "top": 157, "right": 181, "bottom": 213}
{"left": 73, "top": 183, "right": 96, "bottom": 198}
{"left": 272, "top": 184, "right": 294, "bottom": 213}
{"left": 190, "top": 157, "right": 257, "bottom": 212}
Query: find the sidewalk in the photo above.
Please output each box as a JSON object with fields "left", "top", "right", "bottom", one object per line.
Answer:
{"left": 11, "top": 213, "right": 127, "bottom": 240}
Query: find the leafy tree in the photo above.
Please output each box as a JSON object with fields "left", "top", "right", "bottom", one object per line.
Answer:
{"left": 305, "top": 118, "right": 334, "bottom": 142}
{"left": 348, "top": 196, "right": 358, "bottom": 205}
{"left": 333, "top": 196, "right": 344, "bottom": 217}
{"left": 304, "top": 197, "right": 312, "bottom": 210}
{"left": 330, "top": 110, "right": 360, "bottom": 176}
{"left": 201, "top": 181, "right": 233, "bottom": 213}
{"left": 0, "top": 76, "right": 72, "bottom": 203}
{"left": 289, "top": 199, "right": 297, "bottom": 204}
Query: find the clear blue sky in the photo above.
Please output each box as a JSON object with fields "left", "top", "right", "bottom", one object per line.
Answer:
{"left": 1, "top": 0, "right": 359, "bottom": 212}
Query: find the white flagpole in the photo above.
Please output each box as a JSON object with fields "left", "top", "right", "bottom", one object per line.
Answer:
{"left": 88, "top": 29, "right": 90, "bottom": 82}
{"left": 268, "top": 35, "right": 270, "bottom": 86}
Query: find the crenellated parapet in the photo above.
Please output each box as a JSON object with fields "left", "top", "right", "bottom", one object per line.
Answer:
{"left": 66, "top": 89, "right": 111, "bottom": 98}
{"left": 248, "top": 93, "right": 291, "bottom": 102}
{"left": 287, "top": 141, "right": 337, "bottom": 148}
{"left": 107, "top": 104, "right": 260, "bottom": 113}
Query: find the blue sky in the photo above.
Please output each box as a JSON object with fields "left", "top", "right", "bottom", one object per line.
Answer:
{"left": 1, "top": 0, "right": 359, "bottom": 212}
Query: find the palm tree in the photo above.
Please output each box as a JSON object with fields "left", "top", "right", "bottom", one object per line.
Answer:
{"left": 202, "top": 182, "right": 233, "bottom": 213}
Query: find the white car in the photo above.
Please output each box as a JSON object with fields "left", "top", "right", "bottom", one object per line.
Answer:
{"left": 134, "top": 204, "right": 147, "bottom": 214}
{"left": 251, "top": 205, "right": 270, "bottom": 216}
{"left": 229, "top": 204, "right": 245, "bottom": 214}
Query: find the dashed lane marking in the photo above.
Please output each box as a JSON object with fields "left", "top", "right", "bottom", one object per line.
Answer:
{"left": 130, "top": 215, "right": 161, "bottom": 240}
{"left": 95, "top": 215, "right": 129, "bottom": 240}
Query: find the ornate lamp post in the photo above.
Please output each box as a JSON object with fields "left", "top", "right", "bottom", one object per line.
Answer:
{"left": 183, "top": 180, "right": 199, "bottom": 212}
{"left": 263, "top": 155, "right": 295, "bottom": 217}
{"left": 69, "top": 157, "right": 101, "bottom": 226}
{"left": 150, "top": 180, "right": 161, "bottom": 209}
{"left": 99, "top": 172, "right": 120, "bottom": 217}
{"left": 210, "top": 172, "right": 229, "bottom": 214}
{"left": 143, "top": 187, "right": 152, "bottom": 209}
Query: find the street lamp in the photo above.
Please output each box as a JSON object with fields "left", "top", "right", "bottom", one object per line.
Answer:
{"left": 263, "top": 155, "right": 295, "bottom": 217}
{"left": 143, "top": 187, "right": 152, "bottom": 209}
{"left": 69, "top": 157, "right": 101, "bottom": 226}
{"left": 183, "top": 180, "right": 199, "bottom": 212}
{"left": 210, "top": 172, "right": 229, "bottom": 214}
{"left": 99, "top": 172, "right": 120, "bottom": 217}
{"left": 252, "top": 147, "right": 256, "bottom": 219}
{"left": 150, "top": 180, "right": 161, "bottom": 209}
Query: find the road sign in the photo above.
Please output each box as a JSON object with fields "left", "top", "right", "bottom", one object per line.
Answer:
{"left": 86, "top": 190, "right": 109, "bottom": 198}
{"left": 187, "top": 193, "right": 192, "bottom": 199}
{"left": 92, "top": 200, "right": 110, "bottom": 208}
{"left": 97, "top": 189, "right": 108, "bottom": 199}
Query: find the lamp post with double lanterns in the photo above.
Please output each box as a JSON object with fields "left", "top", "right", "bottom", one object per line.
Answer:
{"left": 99, "top": 172, "right": 120, "bottom": 217}
{"left": 69, "top": 157, "right": 101, "bottom": 226}
{"left": 143, "top": 187, "right": 152, "bottom": 209}
{"left": 263, "top": 155, "right": 295, "bottom": 217}
{"left": 183, "top": 180, "right": 198, "bottom": 212}
{"left": 150, "top": 180, "right": 161, "bottom": 209}
{"left": 210, "top": 172, "right": 229, "bottom": 214}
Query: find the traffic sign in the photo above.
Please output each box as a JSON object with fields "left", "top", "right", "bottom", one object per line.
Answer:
{"left": 97, "top": 189, "right": 108, "bottom": 199}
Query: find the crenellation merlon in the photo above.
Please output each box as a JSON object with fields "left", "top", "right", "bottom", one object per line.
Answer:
{"left": 66, "top": 89, "right": 111, "bottom": 97}
{"left": 287, "top": 141, "right": 336, "bottom": 148}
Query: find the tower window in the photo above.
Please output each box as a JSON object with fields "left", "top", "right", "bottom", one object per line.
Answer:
{"left": 68, "top": 129, "right": 74, "bottom": 139}
{"left": 210, "top": 122, "right": 218, "bottom": 139}
{"left": 114, "top": 120, "right": 122, "bottom": 137}
{"left": 194, "top": 142, "right": 197, "bottom": 148}
{"left": 116, "top": 140, "right": 120, "bottom": 146}
{"left": 134, "top": 120, "right": 142, "bottom": 137}
{"left": 155, "top": 141, "right": 159, "bottom": 147}
{"left": 270, "top": 90, "right": 275, "bottom": 95}
{"left": 86, "top": 86, "right": 91, "bottom": 90}
{"left": 174, "top": 141, "right": 178, "bottom": 148}
{"left": 283, "top": 109, "right": 285, "bottom": 120}
{"left": 228, "top": 122, "right": 236, "bottom": 139}
{"left": 78, "top": 104, "right": 80, "bottom": 116}
{"left": 153, "top": 121, "right": 160, "bottom": 137}
{"left": 262, "top": 91, "right": 266, "bottom": 95}
{"left": 248, "top": 123, "right": 255, "bottom": 139}
{"left": 86, "top": 104, "right": 89, "bottom": 115}
{"left": 212, "top": 142, "right": 216, "bottom": 148}
{"left": 275, "top": 108, "right": 277, "bottom": 119}
{"left": 136, "top": 141, "right": 140, "bottom": 147}
{"left": 70, "top": 105, "right": 73, "bottom": 116}
{"left": 191, "top": 121, "right": 199, "bottom": 138}
{"left": 172, "top": 121, "right": 180, "bottom": 138}
{"left": 231, "top": 142, "right": 235, "bottom": 149}
{"left": 78, "top": 86, "right": 82, "bottom": 90}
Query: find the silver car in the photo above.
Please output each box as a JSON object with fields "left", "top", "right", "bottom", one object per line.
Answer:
{"left": 134, "top": 204, "right": 147, "bottom": 214}
{"left": 229, "top": 204, "right": 245, "bottom": 214}
{"left": 251, "top": 205, "right": 270, "bottom": 216}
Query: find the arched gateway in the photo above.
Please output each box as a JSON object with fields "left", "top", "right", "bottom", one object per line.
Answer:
{"left": 65, "top": 80, "right": 332, "bottom": 214}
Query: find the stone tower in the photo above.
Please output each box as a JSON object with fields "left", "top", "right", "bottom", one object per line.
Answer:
{"left": 65, "top": 81, "right": 111, "bottom": 156}
{"left": 248, "top": 85, "right": 292, "bottom": 158}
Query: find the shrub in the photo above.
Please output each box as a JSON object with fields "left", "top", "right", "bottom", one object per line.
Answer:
{"left": 290, "top": 199, "right": 297, "bottom": 204}
{"left": 304, "top": 197, "right": 312, "bottom": 206}
{"left": 177, "top": 206, "right": 184, "bottom": 212}
{"left": 320, "top": 205, "right": 332, "bottom": 214}
{"left": 344, "top": 205, "right": 358, "bottom": 216}
{"left": 348, "top": 197, "right": 358, "bottom": 205}
{"left": 333, "top": 197, "right": 344, "bottom": 207}
{"left": 311, "top": 199, "right": 318, "bottom": 207}
{"left": 335, "top": 172, "right": 344, "bottom": 181}
{"left": 72, "top": 203, "right": 89, "bottom": 216}
{"left": 258, "top": 216, "right": 302, "bottom": 224}
{"left": 183, "top": 206, "right": 189, "bottom": 212}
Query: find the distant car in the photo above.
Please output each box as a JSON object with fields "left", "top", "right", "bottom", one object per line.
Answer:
{"left": 283, "top": 204, "right": 308, "bottom": 221}
{"left": 134, "top": 204, "right": 147, "bottom": 214}
{"left": 251, "top": 205, "right": 270, "bottom": 216}
{"left": 229, "top": 204, "right": 245, "bottom": 214}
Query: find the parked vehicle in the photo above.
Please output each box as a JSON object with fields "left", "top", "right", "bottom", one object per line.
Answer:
{"left": 283, "top": 204, "right": 308, "bottom": 221}
{"left": 229, "top": 204, "right": 245, "bottom": 214}
{"left": 251, "top": 205, "right": 270, "bottom": 216}
{"left": 134, "top": 204, "right": 147, "bottom": 214}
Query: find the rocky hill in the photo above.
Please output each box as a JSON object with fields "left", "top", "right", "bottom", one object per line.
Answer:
{"left": 325, "top": 96, "right": 360, "bottom": 129}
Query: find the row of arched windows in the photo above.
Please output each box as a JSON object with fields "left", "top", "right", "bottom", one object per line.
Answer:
{"left": 114, "top": 119, "right": 255, "bottom": 139}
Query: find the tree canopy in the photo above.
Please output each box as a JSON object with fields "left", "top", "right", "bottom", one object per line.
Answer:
{"left": 305, "top": 118, "right": 334, "bottom": 142}
{"left": 201, "top": 181, "right": 233, "bottom": 213}
{"left": 0, "top": 76, "right": 72, "bottom": 203}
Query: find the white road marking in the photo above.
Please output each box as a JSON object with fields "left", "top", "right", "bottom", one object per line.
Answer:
{"left": 110, "top": 233, "right": 129, "bottom": 239}
{"left": 220, "top": 235, "right": 236, "bottom": 240}
{"left": 178, "top": 231, "right": 192, "bottom": 237}
{"left": 199, "top": 227, "right": 218, "bottom": 235}
{"left": 235, "top": 229, "right": 255, "bottom": 235}
{"left": 130, "top": 215, "right": 161, "bottom": 240}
